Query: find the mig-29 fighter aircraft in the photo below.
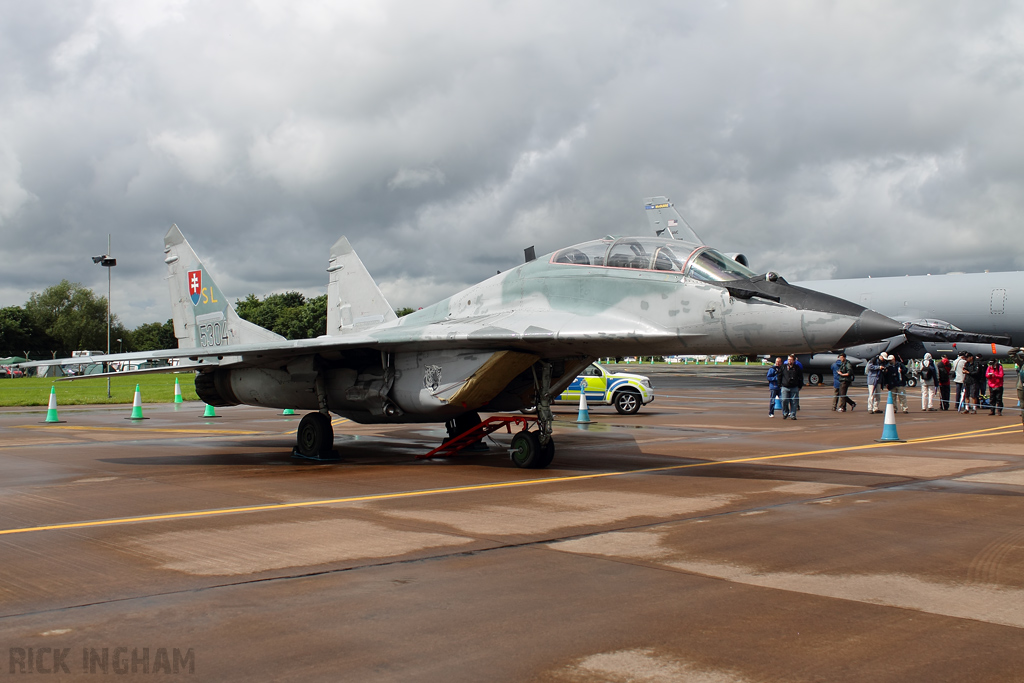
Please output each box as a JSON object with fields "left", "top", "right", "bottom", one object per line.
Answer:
{"left": 26, "top": 225, "right": 904, "bottom": 467}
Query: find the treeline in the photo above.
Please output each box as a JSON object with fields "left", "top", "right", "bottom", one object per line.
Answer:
{"left": 1, "top": 281, "right": 414, "bottom": 359}
{"left": 0, "top": 280, "right": 176, "bottom": 359}
{"left": 234, "top": 292, "right": 327, "bottom": 339}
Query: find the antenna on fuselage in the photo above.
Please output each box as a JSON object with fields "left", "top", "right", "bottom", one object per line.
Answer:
{"left": 524, "top": 246, "right": 537, "bottom": 263}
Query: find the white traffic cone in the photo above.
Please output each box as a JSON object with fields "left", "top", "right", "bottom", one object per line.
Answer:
{"left": 43, "top": 385, "right": 64, "bottom": 424}
{"left": 127, "top": 384, "right": 148, "bottom": 420}
{"left": 576, "top": 390, "right": 592, "bottom": 424}
{"left": 876, "top": 391, "right": 904, "bottom": 442}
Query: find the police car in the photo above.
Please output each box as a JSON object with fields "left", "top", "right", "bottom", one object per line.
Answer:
{"left": 555, "top": 363, "right": 654, "bottom": 414}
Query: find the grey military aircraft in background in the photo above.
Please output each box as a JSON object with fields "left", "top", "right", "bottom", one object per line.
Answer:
{"left": 795, "top": 273, "right": 1021, "bottom": 383}
{"left": 23, "top": 224, "right": 904, "bottom": 466}
{"left": 644, "top": 195, "right": 1020, "bottom": 382}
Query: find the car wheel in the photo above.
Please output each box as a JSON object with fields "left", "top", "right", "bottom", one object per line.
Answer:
{"left": 613, "top": 388, "right": 642, "bottom": 414}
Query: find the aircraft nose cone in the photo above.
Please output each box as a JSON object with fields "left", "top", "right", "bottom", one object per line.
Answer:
{"left": 835, "top": 309, "right": 905, "bottom": 347}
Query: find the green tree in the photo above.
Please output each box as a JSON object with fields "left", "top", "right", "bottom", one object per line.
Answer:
{"left": 395, "top": 307, "right": 416, "bottom": 317}
{"left": 235, "top": 291, "right": 327, "bottom": 340}
{"left": 24, "top": 280, "right": 112, "bottom": 357}
{"left": 0, "top": 306, "right": 52, "bottom": 358}
{"left": 130, "top": 319, "right": 177, "bottom": 351}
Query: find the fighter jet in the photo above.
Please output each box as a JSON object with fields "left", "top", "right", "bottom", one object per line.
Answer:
{"left": 23, "top": 225, "right": 903, "bottom": 466}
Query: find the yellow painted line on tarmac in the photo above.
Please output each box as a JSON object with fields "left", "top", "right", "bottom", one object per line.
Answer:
{"left": 0, "top": 423, "right": 1018, "bottom": 537}
{"left": 13, "top": 424, "right": 265, "bottom": 436}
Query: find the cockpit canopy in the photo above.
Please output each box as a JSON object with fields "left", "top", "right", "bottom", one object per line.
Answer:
{"left": 551, "top": 237, "right": 757, "bottom": 283}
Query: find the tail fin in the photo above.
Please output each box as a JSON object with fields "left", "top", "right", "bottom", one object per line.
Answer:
{"left": 326, "top": 236, "right": 397, "bottom": 335}
{"left": 644, "top": 196, "right": 704, "bottom": 244}
{"left": 163, "top": 225, "right": 285, "bottom": 349}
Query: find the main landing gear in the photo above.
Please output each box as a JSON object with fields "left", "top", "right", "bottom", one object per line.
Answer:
{"left": 509, "top": 360, "right": 556, "bottom": 469}
{"left": 509, "top": 430, "right": 554, "bottom": 469}
{"left": 293, "top": 412, "right": 338, "bottom": 460}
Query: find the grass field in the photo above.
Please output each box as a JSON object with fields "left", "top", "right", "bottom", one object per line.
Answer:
{"left": 0, "top": 374, "right": 199, "bottom": 406}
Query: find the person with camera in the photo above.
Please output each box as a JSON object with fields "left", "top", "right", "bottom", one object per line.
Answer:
{"left": 836, "top": 352, "right": 856, "bottom": 412}
{"left": 986, "top": 359, "right": 1005, "bottom": 416}
{"left": 952, "top": 351, "right": 968, "bottom": 412}
{"left": 884, "top": 354, "right": 910, "bottom": 414}
{"left": 780, "top": 354, "right": 804, "bottom": 420}
{"left": 919, "top": 353, "right": 939, "bottom": 411}
{"left": 962, "top": 353, "right": 985, "bottom": 415}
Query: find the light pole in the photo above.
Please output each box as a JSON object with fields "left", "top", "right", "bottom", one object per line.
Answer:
{"left": 92, "top": 236, "right": 116, "bottom": 398}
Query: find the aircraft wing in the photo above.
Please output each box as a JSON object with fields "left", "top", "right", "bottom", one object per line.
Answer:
{"left": 22, "top": 308, "right": 711, "bottom": 375}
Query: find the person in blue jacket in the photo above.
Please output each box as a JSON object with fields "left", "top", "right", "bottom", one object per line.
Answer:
{"left": 830, "top": 357, "right": 843, "bottom": 411}
{"left": 766, "top": 357, "right": 782, "bottom": 417}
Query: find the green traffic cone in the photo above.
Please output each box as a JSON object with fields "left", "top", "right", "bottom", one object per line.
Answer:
{"left": 282, "top": 408, "right": 295, "bottom": 416}
{"left": 203, "top": 403, "right": 220, "bottom": 418}
{"left": 174, "top": 377, "right": 183, "bottom": 403}
{"left": 44, "top": 385, "right": 62, "bottom": 423}
{"left": 128, "top": 384, "right": 147, "bottom": 420}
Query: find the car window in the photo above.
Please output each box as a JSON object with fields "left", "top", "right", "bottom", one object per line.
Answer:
{"left": 582, "top": 365, "right": 602, "bottom": 377}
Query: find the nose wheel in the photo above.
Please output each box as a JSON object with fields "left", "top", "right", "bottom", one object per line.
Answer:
{"left": 293, "top": 412, "right": 339, "bottom": 460}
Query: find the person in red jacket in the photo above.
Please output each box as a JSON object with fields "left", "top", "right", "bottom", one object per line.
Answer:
{"left": 987, "top": 360, "right": 1004, "bottom": 416}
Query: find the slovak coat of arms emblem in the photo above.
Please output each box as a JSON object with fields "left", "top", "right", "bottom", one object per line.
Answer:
{"left": 188, "top": 270, "right": 203, "bottom": 306}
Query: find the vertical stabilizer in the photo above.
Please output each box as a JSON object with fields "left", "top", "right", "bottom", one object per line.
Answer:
{"left": 163, "top": 225, "right": 285, "bottom": 349}
{"left": 644, "top": 196, "right": 704, "bottom": 244}
{"left": 326, "top": 236, "right": 398, "bottom": 335}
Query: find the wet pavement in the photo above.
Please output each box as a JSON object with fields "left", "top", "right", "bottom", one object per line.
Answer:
{"left": 1, "top": 366, "right": 1023, "bottom": 681}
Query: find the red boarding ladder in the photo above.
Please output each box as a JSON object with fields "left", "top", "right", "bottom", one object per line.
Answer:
{"left": 419, "top": 415, "right": 538, "bottom": 459}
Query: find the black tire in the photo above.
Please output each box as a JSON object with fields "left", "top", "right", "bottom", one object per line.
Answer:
{"left": 296, "top": 412, "right": 333, "bottom": 457}
{"left": 536, "top": 437, "right": 555, "bottom": 469}
{"left": 510, "top": 431, "right": 552, "bottom": 469}
{"left": 906, "top": 377, "right": 917, "bottom": 388}
{"left": 613, "top": 388, "right": 642, "bottom": 414}
{"left": 808, "top": 372, "right": 822, "bottom": 386}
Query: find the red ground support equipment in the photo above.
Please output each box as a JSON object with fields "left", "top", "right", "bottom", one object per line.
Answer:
{"left": 419, "top": 415, "right": 538, "bottom": 459}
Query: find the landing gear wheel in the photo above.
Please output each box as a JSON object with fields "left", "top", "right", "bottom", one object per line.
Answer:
{"left": 510, "top": 431, "right": 554, "bottom": 469}
{"left": 808, "top": 372, "right": 822, "bottom": 386}
{"left": 294, "top": 412, "right": 336, "bottom": 459}
{"left": 906, "top": 377, "right": 917, "bottom": 388}
{"left": 613, "top": 389, "right": 642, "bottom": 415}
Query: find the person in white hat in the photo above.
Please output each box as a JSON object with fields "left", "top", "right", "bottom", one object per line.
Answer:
{"left": 919, "top": 352, "right": 938, "bottom": 411}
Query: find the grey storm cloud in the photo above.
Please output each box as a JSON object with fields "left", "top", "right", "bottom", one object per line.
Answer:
{"left": 1, "top": 0, "right": 1023, "bottom": 326}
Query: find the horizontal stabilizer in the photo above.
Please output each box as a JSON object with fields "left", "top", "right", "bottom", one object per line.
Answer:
{"left": 326, "top": 236, "right": 398, "bottom": 335}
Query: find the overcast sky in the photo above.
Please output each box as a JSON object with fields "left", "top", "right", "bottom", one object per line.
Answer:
{"left": 2, "top": 1, "right": 1023, "bottom": 327}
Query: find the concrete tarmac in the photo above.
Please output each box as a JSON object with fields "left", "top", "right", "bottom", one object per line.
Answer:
{"left": 1, "top": 366, "right": 1023, "bottom": 681}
